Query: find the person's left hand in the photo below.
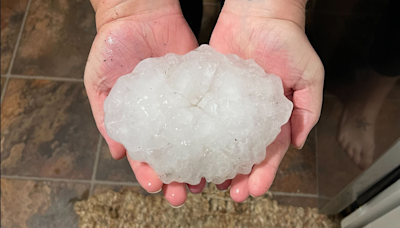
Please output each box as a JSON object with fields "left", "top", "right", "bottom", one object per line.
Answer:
{"left": 209, "top": 0, "right": 324, "bottom": 202}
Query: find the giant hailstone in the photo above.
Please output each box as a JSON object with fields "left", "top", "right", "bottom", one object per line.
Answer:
{"left": 104, "top": 45, "right": 293, "bottom": 185}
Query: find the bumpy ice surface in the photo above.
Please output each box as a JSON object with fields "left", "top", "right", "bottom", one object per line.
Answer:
{"left": 104, "top": 45, "right": 293, "bottom": 185}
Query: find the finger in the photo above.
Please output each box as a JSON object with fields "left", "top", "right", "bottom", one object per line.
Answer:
{"left": 103, "top": 132, "right": 126, "bottom": 160}
{"left": 291, "top": 61, "right": 324, "bottom": 149}
{"left": 345, "top": 143, "right": 354, "bottom": 159}
{"left": 353, "top": 148, "right": 361, "bottom": 166}
{"left": 163, "top": 182, "right": 187, "bottom": 208}
{"left": 188, "top": 178, "right": 206, "bottom": 194}
{"left": 248, "top": 123, "right": 291, "bottom": 197}
{"left": 337, "top": 132, "right": 344, "bottom": 143}
{"left": 347, "top": 148, "right": 354, "bottom": 159}
{"left": 216, "top": 179, "right": 232, "bottom": 191}
{"left": 85, "top": 83, "right": 126, "bottom": 160}
{"left": 360, "top": 146, "right": 374, "bottom": 170}
{"left": 127, "top": 156, "right": 163, "bottom": 193}
{"left": 230, "top": 174, "right": 249, "bottom": 203}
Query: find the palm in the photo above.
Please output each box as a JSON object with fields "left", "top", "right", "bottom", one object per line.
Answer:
{"left": 210, "top": 12, "right": 323, "bottom": 201}
{"left": 84, "top": 9, "right": 198, "bottom": 206}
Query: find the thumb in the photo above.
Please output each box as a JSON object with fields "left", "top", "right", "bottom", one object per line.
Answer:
{"left": 84, "top": 78, "right": 126, "bottom": 160}
{"left": 291, "top": 67, "right": 324, "bottom": 149}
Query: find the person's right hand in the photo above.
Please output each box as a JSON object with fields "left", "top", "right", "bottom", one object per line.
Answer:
{"left": 85, "top": 0, "right": 202, "bottom": 207}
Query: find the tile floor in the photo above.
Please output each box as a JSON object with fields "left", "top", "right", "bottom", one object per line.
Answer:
{"left": 1, "top": 0, "right": 323, "bottom": 227}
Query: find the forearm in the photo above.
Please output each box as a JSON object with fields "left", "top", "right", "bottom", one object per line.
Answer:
{"left": 90, "top": 0, "right": 181, "bottom": 29}
{"left": 222, "top": 0, "right": 308, "bottom": 28}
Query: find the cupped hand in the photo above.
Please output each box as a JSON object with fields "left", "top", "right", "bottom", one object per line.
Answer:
{"left": 210, "top": 0, "right": 324, "bottom": 202}
{"left": 85, "top": 0, "right": 203, "bottom": 207}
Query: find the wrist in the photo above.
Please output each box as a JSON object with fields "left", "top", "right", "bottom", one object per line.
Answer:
{"left": 91, "top": 0, "right": 182, "bottom": 30}
{"left": 222, "top": 0, "right": 307, "bottom": 29}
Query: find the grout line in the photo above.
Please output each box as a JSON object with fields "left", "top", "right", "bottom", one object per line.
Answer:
{"left": 1, "top": 174, "right": 141, "bottom": 187}
{"left": 0, "top": 175, "right": 91, "bottom": 184}
{"left": 89, "top": 134, "right": 103, "bottom": 196}
{"left": 1, "top": 77, "right": 10, "bottom": 104}
{"left": 317, "top": 195, "right": 333, "bottom": 200}
{"left": 270, "top": 191, "right": 319, "bottom": 198}
{"left": 8, "top": 74, "right": 84, "bottom": 82}
{"left": 95, "top": 180, "right": 141, "bottom": 187}
{"left": 1, "top": 174, "right": 328, "bottom": 198}
{"left": 7, "top": 0, "right": 32, "bottom": 75}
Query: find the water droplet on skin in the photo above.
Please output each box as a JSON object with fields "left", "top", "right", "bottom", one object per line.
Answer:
{"left": 107, "top": 37, "right": 114, "bottom": 44}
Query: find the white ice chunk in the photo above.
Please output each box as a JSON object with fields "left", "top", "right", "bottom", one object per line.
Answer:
{"left": 104, "top": 45, "right": 293, "bottom": 185}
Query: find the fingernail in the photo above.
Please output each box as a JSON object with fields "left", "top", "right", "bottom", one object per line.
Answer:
{"left": 292, "top": 142, "right": 305, "bottom": 150}
{"left": 250, "top": 194, "right": 255, "bottom": 197}
{"left": 169, "top": 203, "right": 184, "bottom": 209}
{"left": 147, "top": 188, "right": 162, "bottom": 194}
{"left": 298, "top": 144, "right": 305, "bottom": 150}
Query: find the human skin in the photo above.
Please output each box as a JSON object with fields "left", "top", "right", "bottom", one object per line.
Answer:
{"left": 338, "top": 72, "right": 399, "bottom": 170}
{"left": 210, "top": 0, "right": 324, "bottom": 202}
{"left": 85, "top": 0, "right": 323, "bottom": 206}
{"left": 86, "top": 0, "right": 199, "bottom": 207}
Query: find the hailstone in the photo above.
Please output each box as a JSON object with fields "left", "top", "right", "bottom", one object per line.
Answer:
{"left": 104, "top": 45, "right": 293, "bottom": 185}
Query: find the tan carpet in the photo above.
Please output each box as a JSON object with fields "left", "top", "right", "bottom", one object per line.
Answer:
{"left": 75, "top": 184, "right": 341, "bottom": 228}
